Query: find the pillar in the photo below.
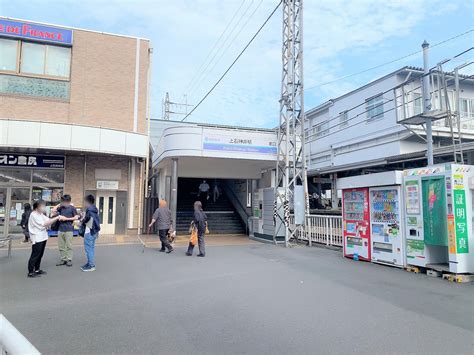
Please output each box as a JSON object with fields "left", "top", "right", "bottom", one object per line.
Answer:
{"left": 170, "top": 158, "right": 178, "bottom": 230}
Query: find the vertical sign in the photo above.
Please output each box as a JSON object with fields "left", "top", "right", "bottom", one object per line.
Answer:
{"left": 453, "top": 189, "right": 468, "bottom": 253}
{"left": 447, "top": 214, "right": 456, "bottom": 254}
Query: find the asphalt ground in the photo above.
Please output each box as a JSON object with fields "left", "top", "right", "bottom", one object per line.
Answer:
{"left": 0, "top": 239, "right": 473, "bottom": 355}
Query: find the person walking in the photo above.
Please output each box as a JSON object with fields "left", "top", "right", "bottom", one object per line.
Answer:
{"left": 148, "top": 199, "right": 174, "bottom": 253}
{"left": 186, "top": 201, "right": 207, "bottom": 257}
{"left": 27, "top": 200, "right": 61, "bottom": 278}
{"left": 20, "top": 203, "right": 32, "bottom": 243}
{"left": 53, "top": 194, "right": 79, "bottom": 267}
{"left": 81, "top": 195, "right": 101, "bottom": 272}
{"left": 198, "top": 180, "right": 210, "bottom": 207}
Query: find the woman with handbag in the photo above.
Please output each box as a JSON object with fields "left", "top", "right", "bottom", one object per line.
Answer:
{"left": 186, "top": 201, "right": 208, "bottom": 257}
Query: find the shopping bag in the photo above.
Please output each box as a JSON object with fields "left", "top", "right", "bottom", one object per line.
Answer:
{"left": 168, "top": 229, "right": 176, "bottom": 243}
{"left": 190, "top": 228, "right": 198, "bottom": 246}
{"left": 205, "top": 222, "right": 210, "bottom": 235}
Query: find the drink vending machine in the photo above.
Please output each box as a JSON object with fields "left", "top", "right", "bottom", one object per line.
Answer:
{"left": 338, "top": 171, "right": 405, "bottom": 265}
{"left": 403, "top": 164, "right": 474, "bottom": 273}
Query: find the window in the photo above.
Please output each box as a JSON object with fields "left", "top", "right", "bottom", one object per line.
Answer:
{"left": 413, "top": 93, "right": 422, "bottom": 115}
{"left": 339, "top": 111, "right": 348, "bottom": 128}
{"left": 0, "top": 40, "right": 72, "bottom": 79}
{"left": 315, "top": 121, "right": 329, "bottom": 137}
{"left": 21, "top": 42, "right": 46, "bottom": 75}
{"left": 46, "top": 45, "right": 71, "bottom": 77}
{"left": 32, "top": 170, "right": 64, "bottom": 184}
{"left": 0, "top": 38, "right": 18, "bottom": 71}
{"left": 366, "top": 94, "right": 384, "bottom": 120}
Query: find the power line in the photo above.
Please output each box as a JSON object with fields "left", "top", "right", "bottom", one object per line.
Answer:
{"left": 192, "top": 0, "right": 265, "bottom": 99}
{"left": 182, "top": 0, "right": 282, "bottom": 122}
{"left": 307, "top": 47, "right": 473, "bottom": 132}
{"left": 183, "top": 0, "right": 247, "bottom": 94}
{"left": 186, "top": 0, "right": 256, "bottom": 97}
{"left": 306, "top": 28, "right": 474, "bottom": 91}
{"left": 307, "top": 73, "right": 473, "bottom": 141}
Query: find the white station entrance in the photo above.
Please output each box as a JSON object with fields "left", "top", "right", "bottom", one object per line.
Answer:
{"left": 148, "top": 120, "right": 280, "bottom": 238}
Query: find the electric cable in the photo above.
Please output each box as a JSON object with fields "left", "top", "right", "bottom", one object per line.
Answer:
{"left": 182, "top": 0, "right": 283, "bottom": 121}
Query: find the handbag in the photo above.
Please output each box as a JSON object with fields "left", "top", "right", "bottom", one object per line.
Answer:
{"left": 205, "top": 222, "right": 210, "bottom": 235}
{"left": 190, "top": 228, "right": 198, "bottom": 246}
{"left": 168, "top": 229, "right": 176, "bottom": 243}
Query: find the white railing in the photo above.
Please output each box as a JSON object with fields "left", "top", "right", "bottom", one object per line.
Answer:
{"left": 0, "top": 314, "right": 41, "bottom": 355}
{"left": 290, "top": 214, "right": 343, "bottom": 247}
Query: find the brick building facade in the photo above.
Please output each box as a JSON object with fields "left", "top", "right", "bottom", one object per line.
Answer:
{"left": 0, "top": 18, "right": 151, "bottom": 236}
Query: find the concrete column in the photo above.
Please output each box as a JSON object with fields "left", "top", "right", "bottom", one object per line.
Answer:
{"left": 170, "top": 158, "right": 178, "bottom": 230}
{"left": 331, "top": 173, "right": 338, "bottom": 209}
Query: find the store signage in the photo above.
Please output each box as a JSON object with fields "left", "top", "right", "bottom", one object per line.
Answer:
{"left": 0, "top": 18, "right": 73, "bottom": 46}
{"left": 453, "top": 189, "right": 468, "bottom": 254}
{"left": 203, "top": 133, "right": 277, "bottom": 155}
{"left": 97, "top": 180, "right": 119, "bottom": 190}
{"left": 0, "top": 153, "right": 64, "bottom": 169}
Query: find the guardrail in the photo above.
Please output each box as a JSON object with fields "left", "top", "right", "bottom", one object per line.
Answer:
{"left": 289, "top": 214, "right": 343, "bottom": 247}
{"left": 0, "top": 314, "right": 41, "bottom": 355}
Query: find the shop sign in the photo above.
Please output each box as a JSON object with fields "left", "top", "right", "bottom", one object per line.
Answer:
{"left": 97, "top": 180, "right": 119, "bottom": 190}
{"left": 453, "top": 189, "right": 468, "bottom": 254}
{"left": 447, "top": 214, "right": 456, "bottom": 254}
{"left": 0, "top": 18, "right": 73, "bottom": 45}
{"left": 0, "top": 153, "right": 64, "bottom": 169}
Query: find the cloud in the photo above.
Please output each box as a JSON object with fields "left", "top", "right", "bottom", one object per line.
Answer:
{"left": 3, "top": 0, "right": 467, "bottom": 127}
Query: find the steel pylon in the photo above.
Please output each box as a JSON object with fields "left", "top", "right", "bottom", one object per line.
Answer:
{"left": 274, "top": 0, "right": 309, "bottom": 247}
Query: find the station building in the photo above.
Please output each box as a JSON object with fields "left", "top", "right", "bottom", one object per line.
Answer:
{"left": 0, "top": 18, "right": 151, "bottom": 238}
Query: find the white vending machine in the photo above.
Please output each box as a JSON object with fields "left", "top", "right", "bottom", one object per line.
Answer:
{"left": 369, "top": 184, "right": 405, "bottom": 267}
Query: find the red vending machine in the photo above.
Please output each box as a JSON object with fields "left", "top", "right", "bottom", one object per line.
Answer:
{"left": 342, "top": 188, "right": 371, "bottom": 261}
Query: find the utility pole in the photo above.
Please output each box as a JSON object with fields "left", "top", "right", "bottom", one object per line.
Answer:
{"left": 422, "top": 40, "right": 433, "bottom": 165}
{"left": 162, "top": 92, "right": 194, "bottom": 120}
{"left": 274, "top": 0, "right": 309, "bottom": 247}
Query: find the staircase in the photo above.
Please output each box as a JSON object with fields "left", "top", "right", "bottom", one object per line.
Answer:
{"left": 175, "top": 191, "right": 246, "bottom": 235}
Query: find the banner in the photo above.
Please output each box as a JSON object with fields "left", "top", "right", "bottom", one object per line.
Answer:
{"left": 0, "top": 153, "right": 64, "bottom": 169}
{"left": 0, "top": 18, "right": 73, "bottom": 45}
{"left": 422, "top": 177, "right": 447, "bottom": 246}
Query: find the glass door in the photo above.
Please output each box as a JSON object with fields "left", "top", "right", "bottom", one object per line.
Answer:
{"left": 97, "top": 191, "right": 116, "bottom": 235}
{"left": 9, "top": 187, "right": 30, "bottom": 235}
{"left": 0, "top": 188, "right": 7, "bottom": 238}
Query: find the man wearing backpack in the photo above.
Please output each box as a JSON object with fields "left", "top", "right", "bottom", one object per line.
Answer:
{"left": 81, "top": 195, "right": 101, "bottom": 272}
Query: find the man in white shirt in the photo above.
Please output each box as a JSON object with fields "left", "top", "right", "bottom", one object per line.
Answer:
{"left": 27, "top": 200, "right": 61, "bottom": 278}
{"left": 198, "top": 180, "right": 211, "bottom": 200}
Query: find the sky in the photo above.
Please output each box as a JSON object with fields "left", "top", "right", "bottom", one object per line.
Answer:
{"left": 2, "top": 0, "right": 473, "bottom": 128}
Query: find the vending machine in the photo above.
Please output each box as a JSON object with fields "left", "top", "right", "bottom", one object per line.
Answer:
{"left": 340, "top": 186, "right": 370, "bottom": 261}
{"left": 403, "top": 164, "right": 474, "bottom": 273}
{"left": 369, "top": 181, "right": 405, "bottom": 267}
{"left": 338, "top": 171, "right": 405, "bottom": 265}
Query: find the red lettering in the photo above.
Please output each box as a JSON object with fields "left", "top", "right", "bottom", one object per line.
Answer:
{"left": 21, "top": 24, "right": 30, "bottom": 35}
{"left": 0, "top": 24, "right": 4, "bottom": 32}
{"left": 7, "top": 25, "right": 20, "bottom": 34}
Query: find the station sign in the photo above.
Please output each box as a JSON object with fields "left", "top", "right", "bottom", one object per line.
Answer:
{"left": 203, "top": 133, "right": 277, "bottom": 155}
{"left": 0, "top": 18, "right": 73, "bottom": 46}
{"left": 0, "top": 153, "right": 64, "bottom": 169}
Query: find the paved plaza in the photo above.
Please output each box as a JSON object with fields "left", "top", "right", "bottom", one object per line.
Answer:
{"left": 1, "top": 237, "right": 473, "bottom": 354}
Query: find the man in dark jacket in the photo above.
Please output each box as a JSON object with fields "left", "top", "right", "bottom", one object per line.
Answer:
{"left": 148, "top": 199, "right": 174, "bottom": 253}
{"left": 81, "top": 195, "right": 101, "bottom": 272}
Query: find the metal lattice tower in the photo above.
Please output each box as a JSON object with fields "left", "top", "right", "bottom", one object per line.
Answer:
{"left": 274, "top": 0, "right": 309, "bottom": 247}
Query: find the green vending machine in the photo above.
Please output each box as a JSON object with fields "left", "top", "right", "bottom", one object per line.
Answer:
{"left": 403, "top": 164, "right": 474, "bottom": 273}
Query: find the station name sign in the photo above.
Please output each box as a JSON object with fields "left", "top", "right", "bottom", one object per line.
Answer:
{"left": 0, "top": 18, "right": 73, "bottom": 46}
{"left": 0, "top": 153, "right": 65, "bottom": 169}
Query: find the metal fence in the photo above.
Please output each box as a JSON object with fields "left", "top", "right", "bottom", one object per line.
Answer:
{"left": 290, "top": 214, "right": 343, "bottom": 247}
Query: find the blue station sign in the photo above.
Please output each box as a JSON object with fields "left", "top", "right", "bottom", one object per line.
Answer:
{"left": 0, "top": 18, "right": 73, "bottom": 46}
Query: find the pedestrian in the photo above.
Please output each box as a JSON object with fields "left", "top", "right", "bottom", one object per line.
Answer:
{"left": 197, "top": 179, "right": 210, "bottom": 206}
{"left": 186, "top": 201, "right": 207, "bottom": 257}
{"left": 148, "top": 199, "right": 174, "bottom": 253}
{"left": 213, "top": 182, "right": 220, "bottom": 202}
{"left": 20, "top": 203, "right": 32, "bottom": 243}
{"left": 80, "top": 195, "right": 101, "bottom": 272}
{"left": 52, "top": 194, "right": 79, "bottom": 267}
{"left": 27, "top": 200, "right": 61, "bottom": 278}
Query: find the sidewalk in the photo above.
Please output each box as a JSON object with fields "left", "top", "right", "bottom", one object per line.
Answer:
{"left": 6, "top": 233, "right": 256, "bottom": 251}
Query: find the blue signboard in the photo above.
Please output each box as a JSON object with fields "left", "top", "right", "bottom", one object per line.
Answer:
{"left": 0, "top": 18, "right": 73, "bottom": 46}
{"left": 0, "top": 153, "right": 65, "bottom": 169}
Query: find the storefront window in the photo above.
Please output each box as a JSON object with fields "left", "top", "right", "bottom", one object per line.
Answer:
{"left": 32, "top": 170, "right": 64, "bottom": 184}
{"left": 0, "top": 38, "right": 18, "bottom": 71}
{"left": 0, "top": 169, "right": 32, "bottom": 183}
